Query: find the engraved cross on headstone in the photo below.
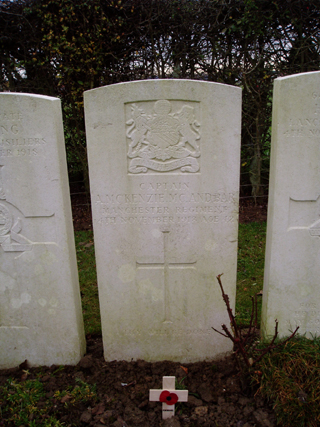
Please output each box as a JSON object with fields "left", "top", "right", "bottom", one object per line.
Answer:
{"left": 289, "top": 195, "right": 320, "bottom": 235}
{"left": 136, "top": 229, "right": 196, "bottom": 322}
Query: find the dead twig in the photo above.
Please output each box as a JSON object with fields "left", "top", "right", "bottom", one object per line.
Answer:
{"left": 212, "top": 274, "right": 299, "bottom": 371}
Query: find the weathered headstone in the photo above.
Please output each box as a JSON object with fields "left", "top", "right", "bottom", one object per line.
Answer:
{"left": 0, "top": 93, "right": 86, "bottom": 368}
{"left": 262, "top": 71, "right": 320, "bottom": 339}
{"left": 84, "top": 80, "right": 241, "bottom": 361}
{"left": 149, "top": 376, "right": 188, "bottom": 419}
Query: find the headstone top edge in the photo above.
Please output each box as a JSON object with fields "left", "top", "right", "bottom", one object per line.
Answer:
{"left": 84, "top": 79, "right": 242, "bottom": 96}
{"left": 275, "top": 70, "right": 320, "bottom": 83}
{"left": 0, "top": 92, "right": 60, "bottom": 102}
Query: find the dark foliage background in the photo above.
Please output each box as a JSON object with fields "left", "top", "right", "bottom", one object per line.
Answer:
{"left": 1, "top": 0, "right": 319, "bottom": 205}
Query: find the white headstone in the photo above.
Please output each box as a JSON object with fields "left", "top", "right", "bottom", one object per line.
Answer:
{"left": 262, "top": 71, "right": 320, "bottom": 339}
{"left": 0, "top": 93, "right": 86, "bottom": 368}
{"left": 84, "top": 80, "right": 241, "bottom": 362}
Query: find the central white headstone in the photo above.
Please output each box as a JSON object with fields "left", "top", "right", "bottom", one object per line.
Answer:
{"left": 85, "top": 80, "right": 241, "bottom": 362}
{"left": 262, "top": 71, "right": 320, "bottom": 339}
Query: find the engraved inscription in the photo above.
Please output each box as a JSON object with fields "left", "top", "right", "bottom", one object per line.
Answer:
{"left": 126, "top": 100, "right": 201, "bottom": 174}
{"left": 286, "top": 302, "right": 320, "bottom": 337}
{"left": 312, "top": 91, "right": 320, "bottom": 115}
{"left": 95, "top": 183, "right": 238, "bottom": 226}
{"left": 0, "top": 112, "right": 46, "bottom": 157}
{"left": 0, "top": 112, "right": 23, "bottom": 121}
{"left": 284, "top": 93, "right": 320, "bottom": 137}
{"left": 120, "top": 327, "right": 213, "bottom": 336}
{"left": 0, "top": 326, "right": 28, "bottom": 330}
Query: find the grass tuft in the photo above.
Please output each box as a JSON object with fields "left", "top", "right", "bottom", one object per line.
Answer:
{"left": 0, "top": 376, "right": 97, "bottom": 426}
{"left": 254, "top": 336, "right": 320, "bottom": 426}
{"left": 0, "top": 377, "right": 64, "bottom": 426}
{"left": 54, "top": 377, "right": 98, "bottom": 406}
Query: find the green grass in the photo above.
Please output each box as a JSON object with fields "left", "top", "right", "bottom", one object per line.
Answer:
{"left": 54, "top": 377, "right": 98, "bottom": 406}
{"left": 0, "top": 376, "right": 63, "bottom": 426}
{"left": 236, "top": 222, "right": 266, "bottom": 325}
{"left": 254, "top": 336, "right": 320, "bottom": 427}
{"left": 0, "top": 376, "right": 97, "bottom": 426}
{"left": 75, "top": 230, "right": 101, "bottom": 335}
{"left": 235, "top": 223, "right": 320, "bottom": 426}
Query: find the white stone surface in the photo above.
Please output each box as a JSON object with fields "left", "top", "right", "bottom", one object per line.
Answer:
{"left": 0, "top": 93, "right": 86, "bottom": 368}
{"left": 262, "top": 71, "right": 320, "bottom": 339}
{"left": 84, "top": 80, "right": 241, "bottom": 362}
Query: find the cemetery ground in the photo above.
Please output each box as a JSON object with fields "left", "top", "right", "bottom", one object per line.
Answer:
{"left": 1, "top": 202, "right": 319, "bottom": 427}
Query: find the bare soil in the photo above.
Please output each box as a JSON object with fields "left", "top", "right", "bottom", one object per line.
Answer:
{"left": 0, "top": 336, "right": 276, "bottom": 427}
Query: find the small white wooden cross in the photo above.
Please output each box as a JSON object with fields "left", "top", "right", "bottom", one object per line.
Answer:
{"left": 149, "top": 376, "right": 188, "bottom": 419}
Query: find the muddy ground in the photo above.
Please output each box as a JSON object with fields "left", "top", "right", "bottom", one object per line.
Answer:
{"left": 0, "top": 336, "right": 276, "bottom": 427}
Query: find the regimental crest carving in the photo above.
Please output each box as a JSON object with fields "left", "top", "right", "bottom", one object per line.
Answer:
{"left": 0, "top": 167, "right": 32, "bottom": 252}
{"left": 126, "top": 100, "right": 201, "bottom": 174}
{"left": 0, "top": 204, "right": 32, "bottom": 252}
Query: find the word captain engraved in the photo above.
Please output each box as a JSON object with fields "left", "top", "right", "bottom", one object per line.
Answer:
{"left": 126, "top": 99, "right": 201, "bottom": 174}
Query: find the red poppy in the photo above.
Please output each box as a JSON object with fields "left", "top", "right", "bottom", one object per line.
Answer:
{"left": 159, "top": 390, "right": 178, "bottom": 405}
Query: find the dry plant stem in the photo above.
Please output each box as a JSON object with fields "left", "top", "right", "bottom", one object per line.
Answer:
{"left": 213, "top": 274, "right": 252, "bottom": 368}
{"left": 242, "top": 296, "right": 258, "bottom": 349}
{"left": 216, "top": 274, "right": 241, "bottom": 338}
{"left": 212, "top": 274, "right": 300, "bottom": 370}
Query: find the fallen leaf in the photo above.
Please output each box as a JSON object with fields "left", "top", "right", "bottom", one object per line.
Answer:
{"left": 105, "top": 395, "right": 113, "bottom": 403}
{"left": 92, "top": 402, "right": 105, "bottom": 415}
{"left": 21, "top": 373, "right": 28, "bottom": 381}
{"left": 84, "top": 243, "right": 94, "bottom": 248}
{"left": 180, "top": 365, "right": 188, "bottom": 374}
{"left": 61, "top": 394, "right": 71, "bottom": 403}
